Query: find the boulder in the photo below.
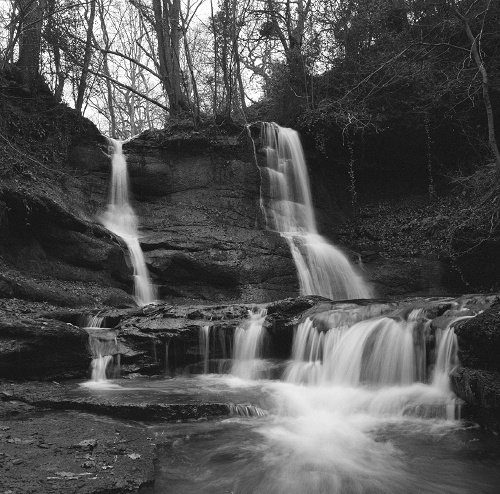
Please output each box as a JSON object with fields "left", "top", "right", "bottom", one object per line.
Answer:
{"left": 451, "top": 367, "right": 500, "bottom": 435}
{"left": 450, "top": 301, "right": 500, "bottom": 433}
{"left": 0, "top": 317, "right": 90, "bottom": 380}
{"left": 454, "top": 302, "right": 500, "bottom": 372}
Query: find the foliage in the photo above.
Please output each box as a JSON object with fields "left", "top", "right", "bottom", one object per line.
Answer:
{"left": 338, "top": 161, "right": 500, "bottom": 288}
{"left": 267, "top": 0, "right": 500, "bottom": 176}
{"left": 0, "top": 65, "right": 101, "bottom": 180}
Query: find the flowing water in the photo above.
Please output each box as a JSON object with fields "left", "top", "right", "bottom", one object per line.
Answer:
{"left": 232, "top": 308, "right": 268, "bottom": 380}
{"left": 259, "top": 123, "right": 372, "bottom": 300}
{"left": 78, "top": 129, "right": 500, "bottom": 492}
{"left": 80, "top": 314, "right": 121, "bottom": 388}
{"left": 74, "top": 299, "right": 500, "bottom": 493}
{"left": 101, "top": 138, "right": 156, "bottom": 306}
{"left": 92, "top": 373, "right": 498, "bottom": 494}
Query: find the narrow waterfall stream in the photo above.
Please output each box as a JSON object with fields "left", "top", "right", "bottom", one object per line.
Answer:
{"left": 231, "top": 308, "right": 268, "bottom": 380}
{"left": 101, "top": 138, "right": 156, "bottom": 306}
{"left": 260, "top": 122, "right": 372, "bottom": 300}
{"left": 80, "top": 314, "right": 121, "bottom": 389}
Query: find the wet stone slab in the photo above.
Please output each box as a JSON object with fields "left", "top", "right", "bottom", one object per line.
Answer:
{"left": 0, "top": 381, "right": 232, "bottom": 422}
{"left": 0, "top": 411, "right": 155, "bottom": 494}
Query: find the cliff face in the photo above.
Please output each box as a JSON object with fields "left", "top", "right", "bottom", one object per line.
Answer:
{"left": 0, "top": 71, "right": 134, "bottom": 309}
{"left": 121, "top": 129, "right": 298, "bottom": 303}
{"left": 0, "top": 95, "right": 299, "bottom": 308}
{"left": 0, "top": 66, "right": 479, "bottom": 308}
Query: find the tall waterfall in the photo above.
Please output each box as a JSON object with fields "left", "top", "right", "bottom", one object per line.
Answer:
{"left": 101, "top": 138, "right": 157, "bottom": 306}
{"left": 260, "top": 122, "right": 372, "bottom": 300}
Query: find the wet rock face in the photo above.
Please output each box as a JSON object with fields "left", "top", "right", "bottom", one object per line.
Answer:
{"left": 451, "top": 367, "right": 500, "bottom": 435}
{"left": 0, "top": 296, "right": 325, "bottom": 381}
{"left": 365, "top": 257, "right": 458, "bottom": 297}
{"left": 454, "top": 303, "right": 500, "bottom": 372}
{"left": 0, "top": 125, "right": 298, "bottom": 308}
{"left": 450, "top": 301, "right": 500, "bottom": 433}
{"left": 123, "top": 131, "right": 299, "bottom": 303}
{"left": 0, "top": 185, "right": 134, "bottom": 308}
{"left": 0, "top": 317, "right": 90, "bottom": 380}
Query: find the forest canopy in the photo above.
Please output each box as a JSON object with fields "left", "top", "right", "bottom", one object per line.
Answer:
{"left": 0, "top": 0, "right": 498, "bottom": 159}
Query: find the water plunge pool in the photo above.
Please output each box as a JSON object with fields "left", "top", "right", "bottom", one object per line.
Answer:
{"left": 76, "top": 374, "right": 500, "bottom": 494}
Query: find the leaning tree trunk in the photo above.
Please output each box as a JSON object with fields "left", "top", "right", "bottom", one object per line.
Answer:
{"left": 451, "top": 1, "right": 500, "bottom": 172}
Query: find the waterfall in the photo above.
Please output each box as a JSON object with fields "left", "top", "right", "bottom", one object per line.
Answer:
{"left": 199, "top": 325, "right": 211, "bottom": 374}
{"left": 89, "top": 354, "right": 113, "bottom": 382}
{"left": 260, "top": 122, "right": 372, "bottom": 301}
{"left": 285, "top": 305, "right": 461, "bottom": 402}
{"left": 432, "top": 316, "right": 472, "bottom": 393}
{"left": 232, "top": 308, "right": 268, "bottom": 380}
{"left": 80, "top": 314, "right": 120, "bottom": 387}
{"left": 101, "top": 138, "right": 157, "bottom": 306}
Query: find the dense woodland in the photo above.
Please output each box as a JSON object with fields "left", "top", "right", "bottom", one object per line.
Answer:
{"left": 1, "top": 0, "right": 500, "bottom": 289}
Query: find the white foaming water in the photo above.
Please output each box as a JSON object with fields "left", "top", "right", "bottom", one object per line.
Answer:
{"left": 232, "top": 308, "right": 268, "bottom": 380}
{"left": 81, "top": 314, "right": 121, "bottom": 389}
{"left": 285, "top": 306, "right": 454, "bottom": 391}
{"left": 260, "top": 122, "right": 372, "bottom": 300}
{"left": 251, "top": 379, "right": 462, "bottom": 494}
{"left": 220, "top": 305, "right": 469, "bottom": 493}
{"left": 199, "top": 325, "right": 211, "bottom": 374}
{"left": 432, "top": 316, "right": 472, "bottom": 393}
{"left": 101, "top": 138, "right": 156, "bottom": 306}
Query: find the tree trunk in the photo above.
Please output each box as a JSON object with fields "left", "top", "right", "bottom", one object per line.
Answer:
{"left": 97, "top": 0, "right": 116, "bottom": 137}
{"left": 152, "top": 0, "right": 188, "bottom": 116}
{"left": 46, "top": 0, "right": 65, "bottom": 102}
{"left": 181, "top": 26, "right": 201, "bottom": 124}
{"left": 76, "top": 0, "right": 96, "bottom": 113}
{"left": 17, "top": 0, "right": 45, "bottom": 87}
{"left": 450, "top": 1, "right": 500, "bottom": 171}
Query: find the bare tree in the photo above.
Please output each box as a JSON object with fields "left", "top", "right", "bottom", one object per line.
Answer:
{"left": 16, "top": 0, "right": 45, "bottom": 86}
{"left": 448, "top": 0, "right": 500, "bottom": 171}
{"left": 76, "top": 0, "right": 96, "bottom": 112}
{"left": 151, "top": 0, "right": 189, "bottom": 115}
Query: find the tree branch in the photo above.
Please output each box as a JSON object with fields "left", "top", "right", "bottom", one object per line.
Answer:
{"left": 84, "top": 67, "right": 169, "bottom": 112}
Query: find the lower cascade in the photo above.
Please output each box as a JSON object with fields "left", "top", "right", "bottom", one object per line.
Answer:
{"left": 78, "top": 297, "right": 500, "bottom": 493}
{"left": 231, "top": 308, "right": 268, "bottom": 380}
{"left": 80, "top": 314, "right": 121, "bottom": 388}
